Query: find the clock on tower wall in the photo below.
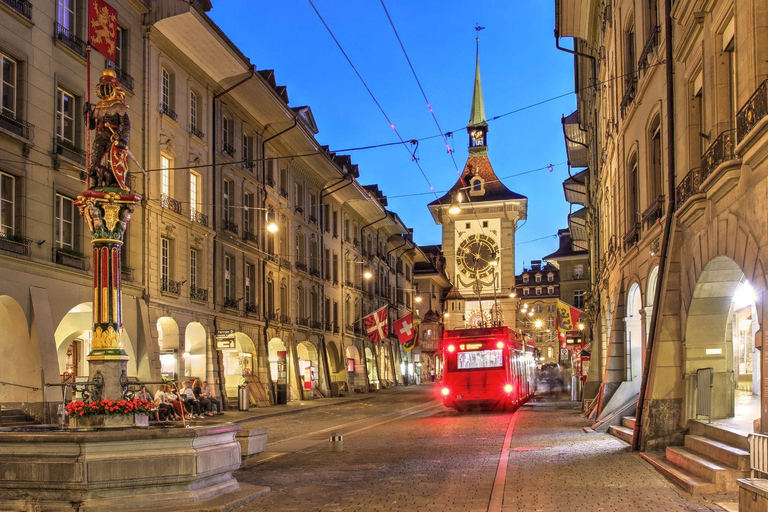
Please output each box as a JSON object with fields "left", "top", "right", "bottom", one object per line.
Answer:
{"left": 453, "top": 219, "right": 501, "bottom": 296}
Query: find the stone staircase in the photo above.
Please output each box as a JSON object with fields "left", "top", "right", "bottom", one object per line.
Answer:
{"left": 640, "top": 420, "right": 749, "bottom": 494}
{"left": 0, "top": 409, "right": 37, "bottom": 427}
{"left": 608, "top": 415, "right": 635, "bottom": 444}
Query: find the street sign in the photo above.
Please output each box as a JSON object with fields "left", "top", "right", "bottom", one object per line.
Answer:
{"left": 215, "top": 329, "right": 235, "bottom": 337}
{"left": 215, "top": 338, "right": 235, "bottom": 350}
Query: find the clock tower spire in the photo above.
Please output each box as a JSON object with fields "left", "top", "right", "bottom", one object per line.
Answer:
{"left": 468, "top": 27, "right": 488, "bottom": 151}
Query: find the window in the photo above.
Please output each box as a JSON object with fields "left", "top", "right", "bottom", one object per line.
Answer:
{"left": 310, "top": 289, "right": 318, "bottom": 322}
{"left": 161, "top": 68, "right": 172, "bottom": 109}
{"left": 310, "top": 239, "right": 318, "bottom": 272}
{"left": 692, "top": 72, "right": 705, "bottom": 157}
{"left": 523, "top": 274, "right": 529, "bottom": 283}
{"left": 325, "top": 297, "right": 331, "bottom": 325}
{"left": 161, "top": 237, "right": 170, "bottom": 284}
{"left": 0, "top": 172, "right": 14, "bottom": 236}
{"left": 242, "top": 133, "right": 253, "bottom": 167}
{"left": 114, "top": 26, "right": 127, "bottom": 72}
{"left": 58, "top": 0, "right": 75, "bottom": 31}
{"left": 297, "top": 286, "right": 306, "bottom": 319}
{"left": 222, "top": 116, "right": 233, "bottom": 147}
{"left": 324, "top": 248, "right": 331, "bottom": 279}
{"left": 625, "top": 22, "right": 636, "bottom": 77}
{"left": 627, "top": 154, "right": 639, "bottom": 229}
{"left": 547, "top": 273, "right": 554, "bottom": 282}
{"left": 332, "top": 252, "right": 339, "bottom": 283}
{"left": 724, "top": 21, "right": 736, "bottom": 129}
{"left": 333, "top": 300, "right": 339, "bottom": 327}
{"left": 190, "top": 92, "right": 198, "bottom": 131}
{"left": 547, "top": 347, "right": 553, "bottom": 359}
{"left": 189, "top": 171, "right": 200, "bottom": 219}
{"left": 55, "top": 194, "right": 75, "bottom": 249}
{"left": 160, "top": 155, "right": 171, "bottom": 197}
{"left": 548, "top": 286, "right": 555, "bottom": 295}
{"left": 243, "top": 192, "right": 254, "bottom": 236}
{"left": 574, "top": 290, "right": 585, "bottom": 309}
{"left": 523, "top": 288, "right": 529, "bottom": 296}
{"left": 309, "top": 193, "right": 317, "bottom": 222}
{"left": 648, "top": 115, "right": 662, "bottom": 202}
{"left": 573, "top": 264, "right": 584, "bottom": 279}
{"left": 223, "top": 179, "right": 233, "bottom": 224}
{"left": 535, "top": 274, "right": 541, "bottom": 283}
{"left": 548, "top": 317, "right": 555, "bottom": 328}
{"left": 224, "top": 255, "right": 233, "bottom": 301}
{"left": 472, "top": 179, "right": 482, "bottom": 192}
{"left": 296, "top": 231, "right": 305, "bottom": 264}
{"left": 266, "top": 156, "right": 276, "bottom": 186}
{"left": 56, "top": 87, "right": 76, "bottom": 144}
{"left": 536, "top": 305, "right": 542, "bottom": 313}
{"left": 280, "top": 282, "right": 288, "bottom": 318}
{"left": 294, "top": 181, "right": 304, "bottom": 212}
{"left": 332, "top": 210, "right": 338, "bottom": 237}
{"left": 646, "top": 0, "right": 659, "bottom": 38}
{"left": 190, "top": 248, "right": 198, "bottom": 291}
{"left": 245, "top": 263, "right": 256, "bottom": 307}
{"left": 266, "top": 277, "right": 275, "bottom": 314}
{"left": 1, "top": 54, "right": 17, "bottom": 119}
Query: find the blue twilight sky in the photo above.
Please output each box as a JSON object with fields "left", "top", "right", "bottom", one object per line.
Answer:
{"left": 208, "top": 1, "right": 576, "bottom": 273}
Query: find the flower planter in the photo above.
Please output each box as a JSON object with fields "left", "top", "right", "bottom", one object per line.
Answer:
{"left": 69, "top": 413, "right": 149, "bottom": 428}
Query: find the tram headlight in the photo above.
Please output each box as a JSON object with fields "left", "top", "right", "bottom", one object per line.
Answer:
{"left": 496, "top": 341, "right": 504, "bottom": 349}
{"left": 504, "top": 384, "right": 513, "bottom": 394}
{"left": 441, "top": 387, "right": 450, "bottom": 396}
{"left": 447, "top": 344, "right": 456, "bottom": 353}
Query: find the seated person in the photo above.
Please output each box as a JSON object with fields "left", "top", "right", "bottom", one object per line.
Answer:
{"left": 180, "top": 381, "right": 205, "bottom": 418}
{"left": 200, "top": 381, "right": 223, "bottom": 414}
{"left": 192, "top": 379, "right": 214, "bottom": 416}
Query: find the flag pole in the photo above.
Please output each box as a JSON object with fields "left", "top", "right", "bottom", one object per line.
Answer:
{"left": 85, "top": 11, "right": 92, "bottom": 189}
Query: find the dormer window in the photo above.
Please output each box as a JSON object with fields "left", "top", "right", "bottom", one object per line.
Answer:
{"left": 522, "top": 274, "right": 529, "bottom": 283}
{"left": 535, "top": 274, "right": 542, "bottom": 283}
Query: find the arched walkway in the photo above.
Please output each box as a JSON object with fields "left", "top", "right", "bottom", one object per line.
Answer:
{"left": 297, "top": 341, "right": 319, "bottom": 398}
{"left": 157, "top": 317, "right": 179, "bottom": 380}
{"left": 684, "top": 256, "right": 760, "bottom": 421}
{"left": 625, "top": 283, "right": 643, "bottom": 385}
{"left": 0, "top": 295, "right": 42, "bottom": 407}
{"left": 365, "top": 346, "right": 378, "bottom": 387}
{"left": 222, "top": 332, "right": 256, "bottom": 397}
{"left": 184, "top": 322, "right": 206, "bottom": 380}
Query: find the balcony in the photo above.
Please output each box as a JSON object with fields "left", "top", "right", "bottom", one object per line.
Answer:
{"left": 114, "top": 65, "right": 134, "bottom": 92}
{"left": 222, "top": 141, "right": 235, "bottom": 158}
{"left": 222, "top": 219, "right": 238, "bottom": 235}
{"left": 160, "top": 103, "right": 177, "bottom": 122}
{"left": 280, "top": 258, "right": 291, "bottom": 270}
{"left": 737, "top": 79, "right": 768, "bottom": 142}
{"left": 0, "top": 233, "right": 31, "bottom": 257}
{"left": 161, "top": 194, "right": 182, "bottom": 215}
{"left": 265, "top": 311, "right": 278, "bottom": 321}
{"left": 161, "top": 277, "right": 181, "bottom": 295}
{"left": 242, "top": 160, "right": 254, "bottom": 171}
{"left": 638, "top": 26, "right": 660, "bottom": 72}
{"left": 2, "top": 0, "right": 32, "bottom": 20}
{"left": 620, "top": 75, "right": 637, "bottom": 117}
{"left": 55, "top": 248, "right": 88, "bottom": 270}
{"left": 266, "top": 177, "right": 275, "bottom": 188}
{"left": 333, "top": 324, "right": 340, "bottom": 334}
{"left": 345, "top": 324, "right": 354, "bottom": 334}
{"left": 296, "top": 316, "right": 309, "bottom": 327}
{"left": 622, "top": 223, "right": 640, "bottom": 250}
{"left": 54, "top": 23, "right": 86, "bottom": 59}
{"left": 354, "top": 326, "right": 362, "bottom": 336}
{"left": 309, "top": 267, "right": 321, "bottom": 278}
{"left": 190, "top": 209, "right": 208, "bottom": 227}
{"left": 245, "top": 303, "right": 259, "bottom": 315}
{"left": 295, "top": 261, "right": 308, "bottom": 273}
{"left": 55, "top": 138, "right": 85, "bottom": 166}
{"left": 223, "top": 299, "right": 239, "bottom": 310}
{"left": 641, "top": 195, "right": 664, "bottom": 228}
{"left": 189, "top": 125, "right": 205, "bottom": 140}
{"left": 190, "top": 286, "right": 208, "bottom": 302}
{"left": 280, "top": 314, "right": 292, "bottom": 325}
{"left": 701, "top": 129, "right": 736, "bottom": 183}
{"left": 279, "top": 188, "right": 288, "bottom": 198}
{"left": 676, "top": 168, "right": 703, "bottom": 210}
{"left": 242, "top": 231, "right": 258, "bottom": 244}
{"left": 0, "top": 112, "right": 34, "bottom": 141}
{"left": 311, "top": 320, "right": 322, "bottom": 330}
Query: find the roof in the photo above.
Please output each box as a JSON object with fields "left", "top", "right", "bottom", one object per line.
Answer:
{"left": 543, "top": 228, "right": 589, "bottom": 260}
{"left": 468, "top": 44, "right": 487, "bottom": 128}
{"left": 444, "top": 286, "right": 464, "bottom": 300}
{"left": 429, "top": 153, "right": 527, "bottom": 206}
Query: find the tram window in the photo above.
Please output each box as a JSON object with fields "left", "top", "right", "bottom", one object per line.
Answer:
{"left": 457, "top": 349, "right": 503, "bottom": 369}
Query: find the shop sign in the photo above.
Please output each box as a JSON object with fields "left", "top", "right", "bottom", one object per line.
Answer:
{"left": 216, "top": 338, "right": 235, "bottom": 350}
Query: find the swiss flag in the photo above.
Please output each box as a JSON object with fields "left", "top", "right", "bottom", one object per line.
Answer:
{"left": 89, "top": 0, "right": 118, "bottom": 62}
{"left": 393, "top": 313, "right": 414, "bottom": 344}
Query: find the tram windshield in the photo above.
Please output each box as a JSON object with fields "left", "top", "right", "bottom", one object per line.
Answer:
{"left": 457, "top": 349, "right": 503, "bottom": 370}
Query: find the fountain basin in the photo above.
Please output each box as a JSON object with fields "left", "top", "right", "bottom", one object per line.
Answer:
{"left": 0, "top": 423, "right": 242, "bottom": 511}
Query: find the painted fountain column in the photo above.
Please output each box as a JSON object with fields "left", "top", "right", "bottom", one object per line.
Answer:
{"left": 75, "top": 68, "right": 140, "bottom": 401}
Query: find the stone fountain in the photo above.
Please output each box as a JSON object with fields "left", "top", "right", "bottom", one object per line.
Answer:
{"left": 0, "top": 69, "right": 244, "bottom": 511}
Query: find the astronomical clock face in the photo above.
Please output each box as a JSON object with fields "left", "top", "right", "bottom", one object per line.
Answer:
{"left": 471, "top": 129, "right": 485, "bottom": 146}
{"left": 456, "top": 234, "right": 498, "bottom": 279}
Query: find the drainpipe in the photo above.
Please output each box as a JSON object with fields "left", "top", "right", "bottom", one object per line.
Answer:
{"left": 554, "top": 24, "right": 597, "bottom": 89}
{"left": 633, "top": 0, "right": 676, "bottom": 451}
{"left": 260, "top": 116, "right": 298, "bottom": 403}
{"left": 384, "top": 236, "right": 408, "bottom": 385}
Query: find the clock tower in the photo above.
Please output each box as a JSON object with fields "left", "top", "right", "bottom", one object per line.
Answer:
{"left": 428, "top": 39, "right": 527, "bottom": 330}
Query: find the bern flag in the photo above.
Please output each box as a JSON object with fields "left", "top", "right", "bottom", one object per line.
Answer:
{"left": 403, "top": 321, "right": 419, "bottom": 352}
{"left": 363, "top": 306, "right": 388, "bottom": 343}
{"left": 89, "top": 0, "right": 119, "bottom": 62}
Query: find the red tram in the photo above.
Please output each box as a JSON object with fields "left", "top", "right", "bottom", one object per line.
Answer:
{"left": 439, "top": 327, "right": 537, "bottom": 411}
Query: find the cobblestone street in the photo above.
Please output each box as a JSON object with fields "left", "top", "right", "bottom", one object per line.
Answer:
{"left": 235, "top": 385, "right": 733, "bottom": 512}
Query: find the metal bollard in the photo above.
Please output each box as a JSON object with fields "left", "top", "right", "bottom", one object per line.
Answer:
{"left": 329, "top": 431, "right": 343, "bottom": 452}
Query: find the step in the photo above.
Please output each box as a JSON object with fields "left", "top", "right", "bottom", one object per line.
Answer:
{"left": 608, "top": 424, "right": 633, "bottom": 444}
{"left": 685, "top": 435, "right": 749, "bottom": 470}
{"left": 640, "top": 452, "right": 719, "bottom": 494}
{"left": 688, "top": 420, "right": 750, "bottom": 451}
{"left": 622, "top": 416, "right": 636, "bottom": 429}
{"left": 666, "top": 446, "right": 728, "bottom": 484}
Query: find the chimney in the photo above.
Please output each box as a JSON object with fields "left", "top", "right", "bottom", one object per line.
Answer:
{"left": 531, "top": 260, "right": 542, "bottom": 271}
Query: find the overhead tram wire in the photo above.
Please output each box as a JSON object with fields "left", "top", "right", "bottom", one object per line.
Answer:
{"left": 307, "top": 0, "right": 444, "bottom": 205}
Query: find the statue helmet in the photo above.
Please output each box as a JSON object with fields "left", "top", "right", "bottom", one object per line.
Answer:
{"left": 95, "top": 68, "right": 125, "bottom": 104}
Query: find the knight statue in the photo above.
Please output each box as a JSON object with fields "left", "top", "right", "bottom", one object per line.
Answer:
{"left": 85, "top": 68, "right": 131, "bottom": 190}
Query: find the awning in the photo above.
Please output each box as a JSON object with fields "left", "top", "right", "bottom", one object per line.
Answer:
{"left": 568, "top": 207, "right": 588, "bottom": 244}
{"left": 562, "top": 110, "right": 589, "bottom": 168}
{"left": 556, "top": 0, "right": 597, "bottom": 41}
{"left": 563, "top": 168, "right": 588, "bottom": 205}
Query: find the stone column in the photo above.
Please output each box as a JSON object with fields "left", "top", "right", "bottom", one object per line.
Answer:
{"left": 76, "top": 189, "right": 140, "bottom": 400}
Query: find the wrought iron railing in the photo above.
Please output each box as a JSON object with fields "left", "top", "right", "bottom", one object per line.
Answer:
{"left": 280, "top": 314, "right": 292, "bottom": 325}
{"left": 56, "top": 138, "right": 85, "bottom": 165}
{"left": 190, "top": 286, "right": 208, "bottom": 302}
{"left": 345, "top": 324, "right": 354, "bottom": 334}
{"left": 243, "top": 231, "right": 258, "bottom": 244}
{"left": 161, "top": 277, "right": 181, "bottom": 295}
{"left": 160, "top": 103, "right": 177, "bottom": 121}
{"left": 676, "top": 168, "right": 702, "bottom": 210}
{"left": 266, "top": 177, "right": 275, "bottom": 188}
{"left": 333, "top": 324, "right": 340, "bottom": 334}
{"left": 296, "top": 316, "right": 309, "bottom": 327}
{"left": 55, "top": 248, "right": 88, "bottom": 270}
{"left": 309, "top": 268, "right": 321, "bottom": 278}
{"left": 265, "top": 311, "right": 278, "bottom": 321}
{"left": 245, "top": 303, "right": 259, "bottom": 315}
{"left": 701, "top": 129, "right": 736, "bottom": 182}
{"left": 189, "top": 125, "right": 204, "bottom": 139}
{"left": 2, "top": 0, "right": 32, "bottom": 19}
{"left": 223, "top": 298, "right": 239, "bottom": 309}
{"left": 54, "top": 23, "right": 86, "bottom": 58}
{"left": 622, "top": 223, "right": 640, "bottom": 250}
{"left": 311, "top": 320, "right": 322, "bottom": 330}
{"left": 295, "top": 261, "right": 308, "bottom": 272}
{"left": 737, "top": 79, "right": 768, "bottom": 142}
{"left": 161, "top": 193, "right": 182, "bottom": 215}
{"left": 279, "top": 188, "right": 288, "bottom": 198}
{"left": 0, "top": 112, "right": 34, "bottom": 140}
{"left": 620, "top": 75, "right": 637, "bottom": 117}
{"left": 191, "top": 208, "right": 208, "bottom": 227}
{"left": 0, "top": 233, "right": 31, "bottom": 257}
{"left": 280, "top": 258, "right": 291, "bottom": 269}
{"left": 114, "top": 65, "right": 134, "bottom": 92}
{"left": 638, "top": 26, "right": 660, "bottom": 71}
{"left": 222, "top": 219, "right": 238, "bottom": 234}
{"left": 222, "top": 141, "right": 235, "bottom": 157}
{"left": 641, "top": 194, "right": 664, "bottom": 226}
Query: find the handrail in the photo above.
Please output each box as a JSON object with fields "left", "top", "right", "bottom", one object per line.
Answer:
{"left": 0, "top": 381, "right": 41, "bottom": 391}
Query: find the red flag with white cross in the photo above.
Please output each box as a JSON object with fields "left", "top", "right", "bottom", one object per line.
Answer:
{"left": 363, "top": 306, "right": 388, "bottom": 343}
{"left": 393, "top": 313, "right": 415, "bottom": 345}
{"left": 89, "top": 0, "right": 119, "bottom": 62}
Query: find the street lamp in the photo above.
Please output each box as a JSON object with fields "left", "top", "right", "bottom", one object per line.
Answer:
{"left": 534, "top": 319, "right": 543, "bottom": 329}
{"left": 448, "top": 191, "right": 463, "bottom": 215}
{"left": 415, "top": 296, "right": 422, "bottom": 303}
{"left": 578, "top": 322, "right": 585, "bottom": 331}
{"left": 265, "top": 211, "right": 279, "bottom": 233}
{"left": 363, "top": 269, "right": 373, "bottom": 280}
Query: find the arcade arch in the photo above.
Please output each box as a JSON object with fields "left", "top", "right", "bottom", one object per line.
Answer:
{"left": 0, "top": 296, "right": 42, "bottom": 406}
{"left": 296, "top": 341, "right": 319, "bottom": 398}
{"left": 625, "top": 283, "right": 643, "bottom": 386}
{"left": 157, "top": 317, "right": 180, "bottom": 379}
{"left": 184, "top": 322, "right": 206, "bottom": 380}
{"left": 221, "top": 332, "right": 256, "bottom": 397}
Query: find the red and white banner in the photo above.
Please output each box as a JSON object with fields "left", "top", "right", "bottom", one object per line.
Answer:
{"left": 363, "top": 306, "right": 388, "bottom": 343}
{"left": 89, "top": 0, "right": 119, "bottom": 62}
{"left": 393, "top": 313, "right": 414, "bottom": 344}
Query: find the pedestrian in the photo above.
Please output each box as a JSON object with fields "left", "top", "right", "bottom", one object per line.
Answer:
{"left": 430, "top": 368, "right": 436, "bottom": 383}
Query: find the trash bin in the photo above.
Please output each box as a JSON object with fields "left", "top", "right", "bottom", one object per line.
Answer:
{"left": 571, "top": 375, "right": 581, "bottom": 401}
{"left": 238, "top": 385, "right": 249, "bottom": 411}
